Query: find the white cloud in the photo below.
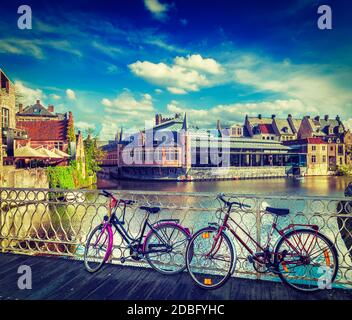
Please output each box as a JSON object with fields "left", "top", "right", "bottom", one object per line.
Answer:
{"left": 174, "top": 54, "right": 223, "bottom": 75}
{"left": 167, "top": 99, "right": 308, "bottom": 128}
{"left": 75, "top": 121, "right": 96, "bottom": 132}
{"left": 99, "top": 121, "right": 119, "bottom": 141}
{"left": 15, "top": 81, "right": 46, "bottom": 106}
{"left": 101, "top": 98, "right": 113, "bottom": 107}
{"left": 66, "top": 89, "right": 76, "bottom": 100}
{"left": 0, "top": 38, "right": 81, "bottom": 59}
{"left": 229, "top": 55, "right": 352, "bottom": 120}
{"left": 99, "top": 90, "right": 156, "bottom": 140}
{"left": 92, "top": 41, "right": 122, "bottom": 58}
{"left": 167, "top": 87, "right": 187, "bottom": 94}
{"left": 143, "top": 0, "right": 170, "bottom": 20}
{"left": 50, "top": 94, "right": 61, "bottom": 100}
{"left": 129, "top": 54, "right": 224, "bottom": 94}
{"left": 345, "top": 119, "right": 352, "bottom": 131}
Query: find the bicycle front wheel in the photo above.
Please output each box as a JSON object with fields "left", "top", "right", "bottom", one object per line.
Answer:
{"left": 274, "top": 229, "right": 338, "bottom": 292}
{"left": 84, "top": 224, "right": 111, "bottom": 273}
{"left": 186, "top": 227, "right": 235, "bottom": 289}
{"left": 144, "top": 223, "right": 190, "bottom": 275}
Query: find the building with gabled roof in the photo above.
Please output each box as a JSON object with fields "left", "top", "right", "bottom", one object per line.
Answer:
{"left": 298, "top": 115, "right": 346, "bottom": 170}
{"left": 16, "top": 112, "right": 73, "bottom": 153}
{"left": 245, "top": 114, "right": 300, "bottom": 142}
{"left": 17, "top": 100, "right": 65, "bottom": 121}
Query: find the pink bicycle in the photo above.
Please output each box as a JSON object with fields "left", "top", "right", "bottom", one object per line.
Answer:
{"left": 84, "top": 190, "right": 192, "bottom": 275}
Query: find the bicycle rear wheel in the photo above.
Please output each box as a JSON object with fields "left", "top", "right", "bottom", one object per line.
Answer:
{"left": 274, "top": 229, "right": 338, "bottom": 292}
{"left": 84, "top": 224, "right": 111, "bottom": 273}
{"left": 144, "top": 223, "right": 190, "bottom": 275}
{"left": 186, "top": 227, "right": 235, "bottom": 289}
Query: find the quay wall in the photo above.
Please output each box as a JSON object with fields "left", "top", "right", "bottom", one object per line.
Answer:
{"left": 100, "top": 166, "right": 288, "bottom": 181}
{"left": 1, "top": 166, "right": 49, "bottom": 188}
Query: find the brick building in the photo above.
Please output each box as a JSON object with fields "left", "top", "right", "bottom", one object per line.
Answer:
{"left": 0, "top": 69, "right": 27, "bottom": 181}
{"left": 16, "top": 111, "right": 74, "bottom": 152}
{"left": 17, "top": 100, "right": 65, "bottom": 122}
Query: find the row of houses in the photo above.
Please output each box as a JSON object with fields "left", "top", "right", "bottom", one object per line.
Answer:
{"left": 100, "top": 112, "right": 352, "bottom": 180}
{"left": 0, "top": 68, "right": 86, "bottom": 186}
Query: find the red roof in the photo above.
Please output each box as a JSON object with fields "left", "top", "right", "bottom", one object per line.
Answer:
{"left": 284, "top": 137, "right": 326, "bottom": 146}
{"left": 258, "top": 124, "right": 275, "bottom": 134}
{"left": 17, "top": 120, "right": 68, "bottom": 141}
{"left": 306, "top": 137, "right": 326, "bottom": 144}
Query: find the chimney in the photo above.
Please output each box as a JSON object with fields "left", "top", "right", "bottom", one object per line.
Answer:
{"left": 155, "top": 114, "right": 162, "bottom": 126}
{"left": 314, "top": 115, "right": 320, "bottom": 122}
{"left": 288, "top": 114, "right": 292, "bottom": 118}
{"left": 258, "top": 114, "right": 262, "bottom": 119}
{"left": 324, "top": 115, "right": 329, "bottom": 121}
{"left": 36, "top": 99, "right": 40, "bottom": 104}
{"left": 336, "top": 115, "right": 341, "bottom": 122}
{"left": 48, "top": 105, "right": 54, "bottom": 113}
{"left": 19, "top": 103, "right": 23, "bottom": 113}
{"left": 216, "top": 120, "right": 221, "bottom": 130}
{"left": 271, "top": 114, "right": 276, "bottom": 119}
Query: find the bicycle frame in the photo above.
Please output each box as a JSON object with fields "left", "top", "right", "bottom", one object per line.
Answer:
{"left": 103, "top": 200, "right": 183, "bottom": 257}
{"left": 214, "top": 203, "right": 320, "bottom": 259}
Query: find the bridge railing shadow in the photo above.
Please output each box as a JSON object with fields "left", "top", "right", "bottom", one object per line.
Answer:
{"left": 0, "top": 187, "right": 351, "bottom": 288}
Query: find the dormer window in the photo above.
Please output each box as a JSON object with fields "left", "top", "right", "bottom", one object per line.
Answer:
{"left": 282, "top": 127, "right": 288, "bottom": 133}
{"left": 336, "top": 138, "right": 340, "bottom": 144}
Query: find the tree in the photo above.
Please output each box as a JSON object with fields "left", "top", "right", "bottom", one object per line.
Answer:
{"left": 84, "top": 132, "right": 106, "bottom": 176}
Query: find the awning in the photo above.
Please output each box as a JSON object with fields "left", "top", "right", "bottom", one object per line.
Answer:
{"left": 35, "top": 147, "right": 62, "bottom": 159}
{"left": 14, "top": 145, "right": 48, "bottom": 158}
{"left": 53, "top": 148, "right": 70, "bottom": 158}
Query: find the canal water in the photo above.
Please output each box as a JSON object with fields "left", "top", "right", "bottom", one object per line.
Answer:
{"left": 97, "top": 176, "right": 352, "bottom": 197}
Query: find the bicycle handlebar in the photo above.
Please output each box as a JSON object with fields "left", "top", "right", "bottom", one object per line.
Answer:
{"left": 99, "top": 190, "right": 136, "bottom": 205}
{"left": 217, "top": 193, "right": 251, "bottom": 209}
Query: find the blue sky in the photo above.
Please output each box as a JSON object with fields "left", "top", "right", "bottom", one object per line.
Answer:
{"left": 0, "top": 0, "right": 351, "bottom": 140}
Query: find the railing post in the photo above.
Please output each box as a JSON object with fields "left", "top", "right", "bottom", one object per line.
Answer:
{"left": 255, "top": 200, "right": 262, "bottom": 280}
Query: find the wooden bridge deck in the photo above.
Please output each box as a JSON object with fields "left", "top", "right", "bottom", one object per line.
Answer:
{"left": 0, "top": 253, "right": 351, "bottom": 300}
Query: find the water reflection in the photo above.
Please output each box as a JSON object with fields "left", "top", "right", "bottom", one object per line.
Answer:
{"left": 97, "top": 176, "right": 351, "bottom": 197}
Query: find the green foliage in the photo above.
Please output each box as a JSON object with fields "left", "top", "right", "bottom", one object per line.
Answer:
{"left": 338, "top": 164, "right": 352, "bottom": 176}
{"left": 46, "top": 166, "right": 75, "bottom": 189}
{"left": 84, "top": 133, "right": 106, "bottom": 177}
{"left": 46, "top": 130, "right": 104, "bottom": 190}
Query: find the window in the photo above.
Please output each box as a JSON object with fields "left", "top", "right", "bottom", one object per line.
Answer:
{"left": 2, "top": 108, "right": 9, "bottom": 128}
{"left": 311, "top": 155, "right": 316, "bottom": 163}
{"left": 322, "top": 146, "right": 326, "bottom": 151}
{"left": 54, "top": 142, "right": 63, "bottom": 150}
{"left": 270, "top": 136, "right": 274, "bottom": 140}
{"left": 338, "top": 145, "right": 344, "bottom": 155}
{"left": 322, "top": 155, "right": 326, "bottom": 163}
{"left": 312, "top": 145, "right": 316, "bottom": 151}
{"left": 340, "top": 158, "right": 343, "bottom": 165}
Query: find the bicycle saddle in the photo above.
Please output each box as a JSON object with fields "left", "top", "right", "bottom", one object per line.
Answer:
{"left": 139, "top": 206, "right": 161, "bottom": 214}
{"left": 266, "top": 207, "right": 290, "bottom": 216}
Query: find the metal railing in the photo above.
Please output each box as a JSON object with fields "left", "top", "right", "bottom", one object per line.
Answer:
{"left": 0, "top": 187, "right": 351, "bottom": 288}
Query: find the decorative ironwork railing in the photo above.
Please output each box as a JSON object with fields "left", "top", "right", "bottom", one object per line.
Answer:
{"left": 0, "top": 187, "right": 351, "bottom": 288}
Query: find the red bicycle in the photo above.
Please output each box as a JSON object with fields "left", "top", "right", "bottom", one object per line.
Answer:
{"left": 186, "top": 193, "right": 338, "bottom": 292}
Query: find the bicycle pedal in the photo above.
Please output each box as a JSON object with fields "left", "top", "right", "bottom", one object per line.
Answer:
{"left": 247, "top": 256, "right": 254, "bottom": 264}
